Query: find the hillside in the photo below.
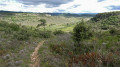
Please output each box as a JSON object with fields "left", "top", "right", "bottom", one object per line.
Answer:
{"left": 0, "top": 12, "right": 92, "bottom": 31}
{"left": 0, "top": 11, "right": 120, "bottom": 67}
{"left": 90, "top": 11, "right": 120, "bottom": 31}
{"left": 91, "top": 11, "right": 120, "bottom": 23}
{"left": 38, "top": 11, "right": 120, "bottom": 67}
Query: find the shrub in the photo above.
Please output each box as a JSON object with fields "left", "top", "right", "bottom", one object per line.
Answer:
{"left": 4, "top": 28, "right": 13, "bottom": 34}
{"left": 53, "top": 30, "right": 64, "bottom": 35}
{"left": 13, "top": 28, "right": 30, "bottom": 40}
{"left": 73, "top": 21, "right": 92, "bottom": 52}
{"left": 68, "top": 52, "right": 120, "bottom": 67}
{"left": 0, "top": 21, "right": 20, "bottom": 34}
{"left": 109, "top": 28, "right": 117, "bottom": 35}
{"left": 0, "top": 21, "right": 9, "bottom": 27}
{"left": 31, "top": 29, "right": 52, "bottom": 38}
{"left": 0, "top": 50, "right": 5, "bottom": 56}
{"left": 49, "top": 43, "right": 67, "bottom": 55}
{"left": 43, "top": 31, "right": 52, "bottom": 38}
{"left": 8, "top": 23, "right": 20, "bottom": 31}
{"left": 101, "top": 24, "right": 109, "bottom": 30}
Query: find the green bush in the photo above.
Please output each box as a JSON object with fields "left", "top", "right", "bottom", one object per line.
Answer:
{"left": 109, "top": 28, "right": 119, "bottom": 35}
{"left": 8, "top": 23, "right": 20, "bottom": 31}
{"left": 31, "top": 29, "right": 52, "bottom": 38}
{"left": 49, "top": 43, "right": 68, "bottom": 55}
{"left": 13, "top": 28, "right": 30, "bottom": 40}
{"left": 73, "top": 22, "right": 92, "bottom": 43}
{"left": 0, "top": 21, "right": 20, "bottom": 31}
{"left": 0, "top": 21, "right": 53, "bottom": 40}
{"left": 53, "top": 30, "right": 64, "bottom": 35}
{"left": 4, "top": 28, "right": 13, "bottom": 34}
{"left": 73, "top": 21, "right": 93, "bottom": 54}
{"left": 101, "top": 24, "right": 109, "bottom": 30}
{"left": 0, "top": 21, "right": 9, "bottom": 27}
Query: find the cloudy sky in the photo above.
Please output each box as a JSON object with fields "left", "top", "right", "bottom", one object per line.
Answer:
{"left": 0, "top": 0, "right": 120, "bottom": 13}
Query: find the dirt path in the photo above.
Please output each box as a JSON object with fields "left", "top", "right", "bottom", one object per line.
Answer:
{"left": 30, "top": 41, "right": 45, "bottom": 67}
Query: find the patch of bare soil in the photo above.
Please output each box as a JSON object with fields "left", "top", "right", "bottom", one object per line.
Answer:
{"left": 30, "top": 41, "right": 45, "bottom": 67}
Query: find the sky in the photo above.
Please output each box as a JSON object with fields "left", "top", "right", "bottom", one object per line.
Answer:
{"left": 0, "top": 0, "right": 120, "bottom": 13}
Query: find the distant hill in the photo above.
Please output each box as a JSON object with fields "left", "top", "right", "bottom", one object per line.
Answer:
{"left": 91, "top": 11, "right": 120, "bottom": 25}
{"left": 46, "top": 13, "right": 97, "bottom": 17}
{"left": 91, "top": 11, "right": 120, "bottom": 22}
{"left": 0, "top": 10, "right": 97, "bottom": 17}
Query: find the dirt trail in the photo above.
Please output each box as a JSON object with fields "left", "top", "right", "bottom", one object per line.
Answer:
{"left": 30, "top": 41, "right": 45, "bottom": 67}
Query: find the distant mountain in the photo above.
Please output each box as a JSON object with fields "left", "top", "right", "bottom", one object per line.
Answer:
{"left": 46, "top": 13, "right": 97, "bottom": 17}
{"left": 0, "top": 10, "right": 97, "bottom": 17}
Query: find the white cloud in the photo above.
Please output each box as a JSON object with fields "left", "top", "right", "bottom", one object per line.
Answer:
{"left": 0, "top": 0, "right": 24, "bottom": 11}
{"left": 57, "top": 0, "right": 120, "bottom": 13}
{"left": 0, "top": 0, "right": 120, "bottom": 13}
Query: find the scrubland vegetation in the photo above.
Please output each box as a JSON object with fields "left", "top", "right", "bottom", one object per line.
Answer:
{"left": 0, "top": 11, "right": 120, "bottom": 67}
{"left": 39, "top": 11, "right": 120, "bottom": 67}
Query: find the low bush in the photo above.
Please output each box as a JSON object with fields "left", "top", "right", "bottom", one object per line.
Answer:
{"left": 0, "top": 21, "right": 9, "bottom": 27}
{"left": 49, "top": 43, "right": 68, "bottom": 55}
{"left": 31, "top": 29, "right": 52, "bottom": 38}
{"left": 0, "top": 21, "right": 53, "bottom": 40}
{"left": 0, "top": 50, "right": 5, "bottom": 56}
{"left": 13, "top": 28, "right": 30, "bottom": 40}
{"left": 68, "top": 52, "right": 119, "bottom": 67}
{"left": 0, "top": 21, "right": 20, "bottom": 31}
{"left": 53, "top": 30, "right": 64, "bottom": 35}
{"left": 109, "top": 28, "right": 119, "bottom": 35}
{"left": 101, "top": 24, "right": 109, "bottom": 30}
{"left": 8, "top": 23, "right": 20, "bottom": 31}
{"left": 4, "top": 28, "right": 13, "bottom": 34}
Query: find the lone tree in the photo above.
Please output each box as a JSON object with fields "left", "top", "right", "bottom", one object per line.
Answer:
{"left": 37, "top": 19, "right": 47, "bottom": 37}
{"left": 73, "top": 20, "right": 92, "bottom": 53}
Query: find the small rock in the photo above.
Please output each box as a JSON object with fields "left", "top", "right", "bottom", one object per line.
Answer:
{"left": 102, "top": 42, "right": 107, "bottom": 45}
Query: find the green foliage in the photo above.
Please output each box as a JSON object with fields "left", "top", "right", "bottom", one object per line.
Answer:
{"left": 13, "top": 28, "right": 30, "bottom": 40}
{"left": 49, "top": 44, "right": 64, "bottom": 54}
{"left": 73, "top": 21, "right": 92, "bottom": 43}
{"left": 101, "top": 24, "right": 109, "bottom": 30}
{"left": 0, "top": 21, "right": 20, "bottom": 31}
{"left": 109, "top": 28, "right": 120, "bottom": 35}
{"left": 42, "top": 31, "right": 52, "bottom": 38}
{"left": 8, "top": 23, "right": 20, "bottom": 31}
{"left": 29, "top": 29, "right": 52, "bottom": 38}
{"left": 0, "top": 21, "right": 20, "bottom": 34}
{"left": 72, "top": 21, "right": 93, "bottom": 54}
{"left": 0, "top": 21, "right": 52, "bottom": 40}
{"left": 4, "top": 28, "right": 13, "bottom": 34}
{"left": 0, "top": 21, "right": 9, "bottom": 27}
{"left": 37, "top": 19, "right": 46, "bottom": 27}
{"left": 91, "top": 11, "right": 120, "bottom": 27}
{"left": 53, "top": 30, "right": 64, "bottom": 35}
{"left": 37, "top": 19, "right": 48, "bottom": 38}
{"left": 101, "top": 16, "right": 120, "bottom": 25}
{"left": 91, "top": 11, "right": 120, "bottom": 22}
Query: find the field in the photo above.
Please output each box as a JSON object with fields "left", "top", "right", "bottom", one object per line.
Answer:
{"left": 0, "top": 11, "right": 120, "bottom": 67}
